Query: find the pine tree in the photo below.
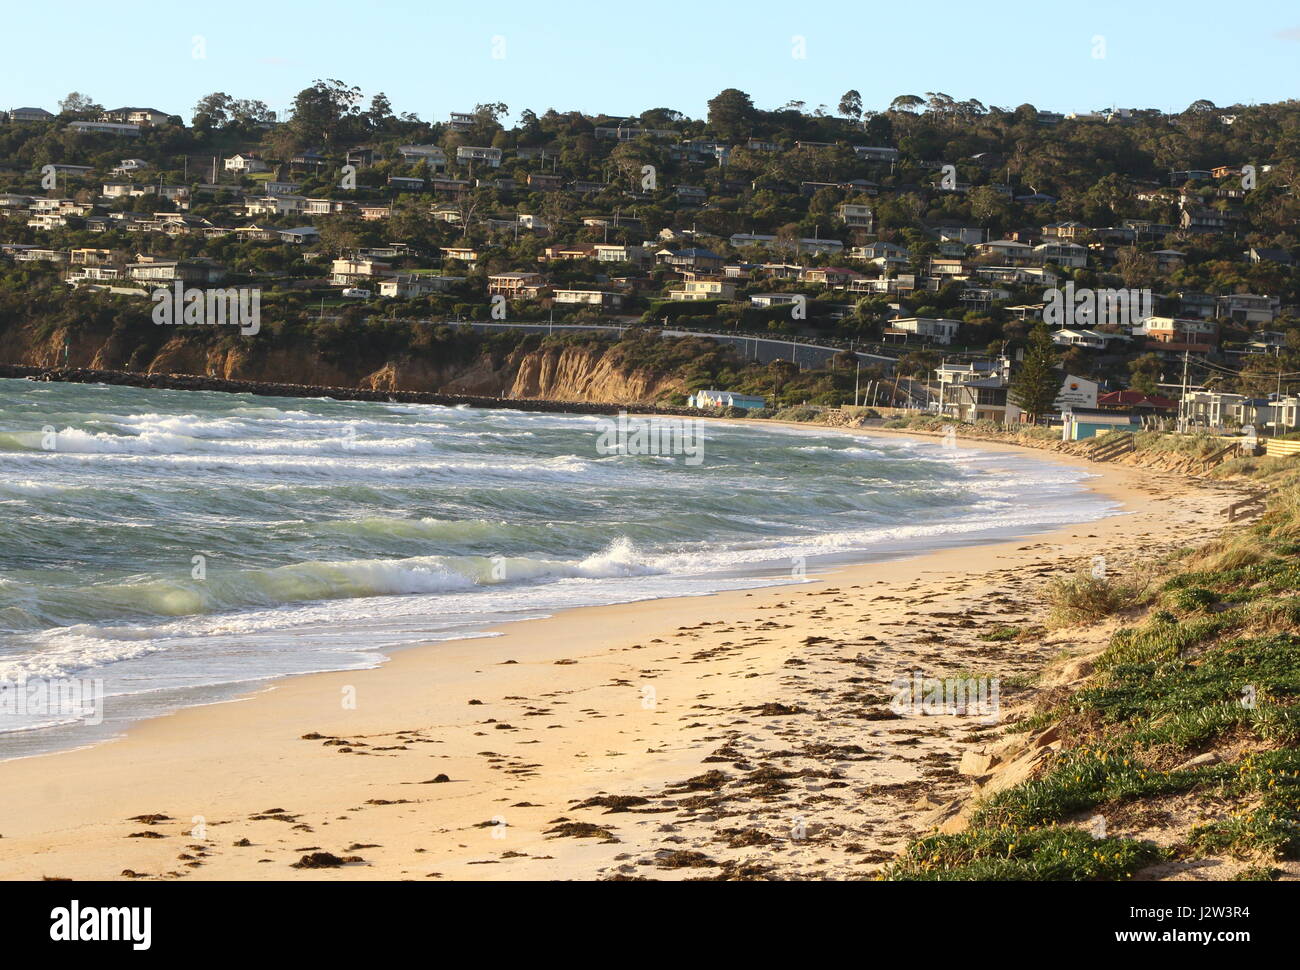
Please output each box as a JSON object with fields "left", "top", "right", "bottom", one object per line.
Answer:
{"left": 1009, "top": 324, "right": 1064, "bottom": 423}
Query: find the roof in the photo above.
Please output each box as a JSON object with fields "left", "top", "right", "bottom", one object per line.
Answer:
{"left": 1098, "top": 390, "right": 1175, "bottom": 408}
{"left": 1065, "top": 408, "right": 1138, "bottom": 422}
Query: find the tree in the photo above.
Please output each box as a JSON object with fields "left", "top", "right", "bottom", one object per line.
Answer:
{"left": 474, "top": 102, "right": 509, "bottom": 127}
{"left": 863, "top": 112, "right": 894, "bottom": 144}
{"left": 1008, "top": 324, "right": 1063, "bottom": 423}
{"left": 1128, "top": 353, "right": 1164, "bottom": 396}
{"left": 889, "top": 94, "right": 924, "bottom": 113}
{"left": 707, "top": 89, "right": 756, "bottom": 141}
{"left": 968, "top": 185, "right": 1010, "bottom": 228}
{"left": 290, "top": 79, "right": 363, "bottom": 147}
{"left": 639, "top": 107, "right": 684, "bottom": 128}
{"left": 925, "top": 92, "right": 956, "bottom": 116}
{"left": 59, "top": 92, "right": 101, "bottom": 116}
{"left": 193, "top": 92, "right": 233, "bottom": 128}
{"left": 364, "top": 93, "right": 393, "bottom": 129}
{"left": 838, "top": 90, "right": 863, "bottom": 120}
{"left": 230, "top": 99, "right": 274, "bottom": 126}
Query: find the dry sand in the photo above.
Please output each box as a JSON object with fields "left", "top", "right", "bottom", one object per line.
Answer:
{"left": 0, "top": 429, "right": 1251, "bottom": 880}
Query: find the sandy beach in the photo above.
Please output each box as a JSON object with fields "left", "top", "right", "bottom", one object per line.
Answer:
{"left": 0, "top": 428, "right": 1250, "bottom": 880}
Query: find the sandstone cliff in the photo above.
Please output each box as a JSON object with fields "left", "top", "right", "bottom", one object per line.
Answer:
{"left": 0, "top": 323, "right": 688, "bottom": 405}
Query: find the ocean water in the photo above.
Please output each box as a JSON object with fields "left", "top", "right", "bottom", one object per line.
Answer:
{"left": 0, "top": 378, "right": 1117, "bottom": 758}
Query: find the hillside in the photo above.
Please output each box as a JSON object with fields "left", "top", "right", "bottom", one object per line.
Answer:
{"left": 1, "top": 86, "right": 1298, "bottom": 405}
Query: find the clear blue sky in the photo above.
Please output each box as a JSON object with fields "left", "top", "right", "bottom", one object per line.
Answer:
{"left": 7, "top": 0, "right": 1298, "bottom": 123}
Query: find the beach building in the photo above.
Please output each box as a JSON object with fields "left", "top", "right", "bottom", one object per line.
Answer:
{"left": 944, "top": 378, "right": 1010, "bottom": 423}
{"left": 689, "top": 389, "right": 767, "bottom": 410}
{"left": 1178, "top": 392, "right": 1246, "bottom": 431}
{"left": 1061, "top": 409, "right": 1140, "bottom": 440}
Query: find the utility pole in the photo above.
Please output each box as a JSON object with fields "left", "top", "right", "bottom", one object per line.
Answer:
{"left": 854, "top": 359, "right": 861, "bottom": 406}
{"left": 1180, "top": 349, "right": 1190, "bottom": 433}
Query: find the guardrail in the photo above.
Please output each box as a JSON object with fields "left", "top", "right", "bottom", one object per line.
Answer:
{"left": 1201, "top": 441, "right": 1243, "bottom": 471}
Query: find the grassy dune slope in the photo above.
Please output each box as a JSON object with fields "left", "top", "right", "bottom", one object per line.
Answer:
{"left": 888, "top": 458, "right": 1300, "bottom": 881}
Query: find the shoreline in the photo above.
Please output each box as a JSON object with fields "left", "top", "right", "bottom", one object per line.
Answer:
{"left": 0, "top": 427, "right": 1249, "bottom": 880}
{"left": 0, "top": 419, "right": 1112, "bottom": 763}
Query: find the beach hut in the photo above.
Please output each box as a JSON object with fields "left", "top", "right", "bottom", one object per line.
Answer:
{"left": 1061, "top": 408, "right": 1140, "bottom": 441}
{"left": 690, "top": 390, "right": 767, "bottom": 410}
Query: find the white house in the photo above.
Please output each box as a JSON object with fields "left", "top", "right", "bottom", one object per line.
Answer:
{"left": 378, "top": 275, "right": 464, "bottom": 298}
{"left": 224, "top": 153, "right": 269, "bottom": 174}
{"left": 837, "top": 203, "right": 875, "bottom": 230}
{"left": 67, "top": 121, "right": 141, "bottom": 137}
{"left": 976, "top": 239, "right": 1034, "bottom": 262}
{"left": 886, "top": 317, "right": 962, "bottom": 345}
{"left": 456, "top": 146, "right": 502, "bottom": 168}
{"left": 331, "top": 257, "right": 393, "bottom": 286}
{"left": 1215, "top": 293, "right": 1279, "bottom": 325}
{"left": 593, "top": 244, "right": 645, "bottom": 264}
{"left": 1034, "top": 242, "right": 1089, "bottom": 269}
{"left": 749, "top": 293, "right": 802, "bottom": 309}
{"left": 1051, "top": 328, "right": 1111, "bottom": 351}
{"left": 397, "top": 145, "right": 447, "bottom": 168}
{"left": 553, "top": 289, "right": 624, "bottom": 308}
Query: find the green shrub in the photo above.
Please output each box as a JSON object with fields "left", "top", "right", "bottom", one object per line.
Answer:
{"left": 1047, "top": 571, "right": 1147, "bottom": 627}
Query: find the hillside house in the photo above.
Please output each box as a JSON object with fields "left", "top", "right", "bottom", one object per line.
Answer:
{"left": 101, "top": 107, "right": 169, "bottom": 126}
{"left": 331, "top": 257, "right": 393, "bottom": 286}
{"left": 670, "top": 278, "right": 736, "bottom": 301}
{"left": 457, "top": 146, "right": 502, "bottom": 168}
{"left": 1216, "top": 294, "right": 1279, "bottom": 325}
{"left": 378, "top": 275, "right": 464, "bottom": 298}
{"left": 886, "top": 317, "right": 962, "bottom": 345}
{"left": 67, "top": 121, "right": 141, "bottom": 136}
{"left": 127, "top": 257, "right": 226, "bottom": 284}
{"left": 9, "top": 107, "right": 54, "bottom": 123}
{"left": 553, "top": 289, "right": 624, "bottom": 309}
{"left": 224, "top": 154, "right": 269, "bottom": 174}
{"left": 488, "top": 272, "right": 545, "bottom": 297}
{"left": 397, "top": 145, "right": 447, "bottom": 168}
{"left": 836, "top": 203, "right": 875, "bottom": 230}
